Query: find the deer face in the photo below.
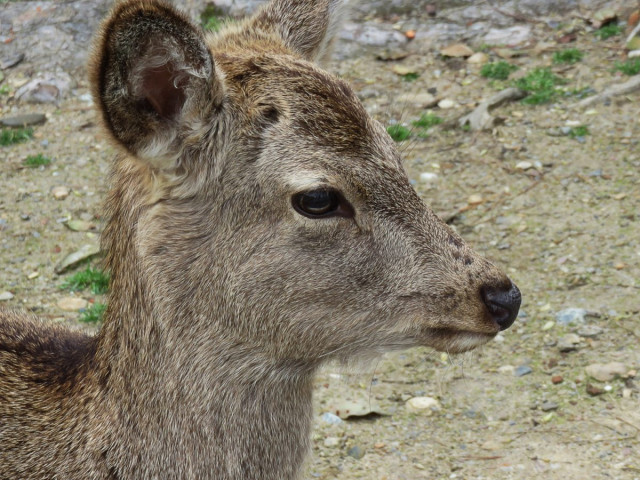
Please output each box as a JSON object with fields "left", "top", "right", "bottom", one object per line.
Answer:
{"left": 91, "top": 0, "right": 520, "bottom": 364}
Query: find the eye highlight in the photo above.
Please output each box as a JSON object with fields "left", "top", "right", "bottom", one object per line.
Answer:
{"left": 292, "top": 189, "right": 354, "bottom": 219}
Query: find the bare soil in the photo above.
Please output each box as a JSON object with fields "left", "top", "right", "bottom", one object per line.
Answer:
{"left": 1, "top": 3, "right": 639, "bottom": 479}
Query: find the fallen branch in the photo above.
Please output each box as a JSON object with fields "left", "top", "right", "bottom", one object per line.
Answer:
{"left": 458, "top": 87, "right": 527, "bottom": 131}
{"left": 571, "top": 75, "right": 640, "bottom": 109}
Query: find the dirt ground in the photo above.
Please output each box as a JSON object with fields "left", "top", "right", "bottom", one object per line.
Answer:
{"left": 1, "top": 2, "right": 639, "bottom": 479}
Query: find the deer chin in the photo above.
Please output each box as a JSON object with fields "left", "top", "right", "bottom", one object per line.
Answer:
{"left": 417, "top": 328, "right": 498, "bottom": 354}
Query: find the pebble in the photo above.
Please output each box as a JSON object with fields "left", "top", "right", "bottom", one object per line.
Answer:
{"left": 55, "top": 243, "right": 101, "bottom": 274}
{"left": 498, "top": 365, "right": 515, "bottom": 375}
{"left": 406, "top": 396, "right": 440, "bottom": 414}
{"left": 320, "top": 412, "right": 344, "bottom": 425}
{"left": 551, "top": 375, "right": 563, "bottom": 384}
{"left": 57, "top": 297, "right": 89, "bottom": 311}
{"left": 419, "top": 172, "right": 439, "bottom": 183}
{"left": 557, "top": 334, "right": 582, "bottom": 352}
{"left": 347, "top": 445, "right": 365, "bottom": 460}
{"left": 51, "top": 186, "right": 70, "bottom": 200}
{"left": 0, "top": 291, "right": 14, "bottom": 301}
{"left": 515, "top": 161, "right": 533, "bottom": 170}
{"left": 555, "top": 308, "right": 588, "bottom": 326}
{"left": 585, "top": 362, "right": 627, "bottom": 382}
{"left": 586, "top": 383, "right": 604, "bottom": 396}
{"left": 542, "top": 321, "right": 554, "bottom": 331}
{"left": 540, "top": 401, "right": 558, "bottom": 412}
{"left": 515, "top": 365, "right": 532, "bottom": 377}
{"left": 467, "top": 194, "right": 483, "bottom": 205}
{"left": 467, "top": 52, "right": 488, "bottom": 64}
{"left": 0, "top": 113, "right": 46, "bottom": 127}
{"left": 481, "top": 439, "right": 501, "bottom": 451}
{"left": 438, "top": 98, "right": 457, "bottom": 109}
{"left": 440, "top": 43, "right": 474, "bottom": 58}
{"left": 577, "top": 325, "right": 603, "bottom": 338}
{"left": 483, "top": 25, "right": 532, "bottom": 46}
{"left": 323, "top": 437, "right": 340, "bottom": 447}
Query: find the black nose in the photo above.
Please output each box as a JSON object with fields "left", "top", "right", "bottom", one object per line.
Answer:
{"left": 481, "top": 283, "right": 521, "bottom": 330}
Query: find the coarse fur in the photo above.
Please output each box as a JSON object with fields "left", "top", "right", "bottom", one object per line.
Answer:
{"left": 0, "top": 1, "right": 521, "bottom": 478}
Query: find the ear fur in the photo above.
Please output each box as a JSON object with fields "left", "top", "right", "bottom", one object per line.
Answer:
{"left": 252, "top": 0, "right": 350, "bottom": 62}
{"left": 89, "top": 0, "right": 221, "bottom": 168}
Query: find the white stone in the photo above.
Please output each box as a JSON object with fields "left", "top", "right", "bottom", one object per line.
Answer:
{"left": 57, "top": 297, "right": 89, "bottom": 311}
{"left": 406, "top": 396, "right": 440, "bottom": 413}
{"left": 0, "top": 291, "right": 14, "bottom": 301}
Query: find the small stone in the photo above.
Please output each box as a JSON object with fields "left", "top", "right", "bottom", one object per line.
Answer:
{"left": 57, "top": 297, "right": 89, "bottom": 311}
{"left": 577, "top": 325, "right": 603, "bottom": 338}
{"left": 467, "top": 52, "right": 488, "bottom": 64}
{"left": 481, "top": 439, "right": 501, "bottom": 451}
{"left": 391, "top": 65, "right": 415, "bottom": 76}
{"left": 515, "top": 161, "right": 533, "bottom": 170}
{"left": 320, "top": 412, "right": 343, "bottom": 425}
{"left": 555, "top": 308, "right": 588, "bottom": 325}
{"left": 0, "top": 291, "right": 14, "bottom": 301}
{"left": 498, "top": 365, "right": 515, "bottom": 375}
{"left": 438, "top": 98, "right": 457, "bottom": 109}
{"left": 551, "top": 375, "right": 563, "bottom": 384}
{"left": 65, "top": 220, "right": 97, "bottom": 232}
{"left": 27, "top": 272, "right": 39, "bottom": 280}
{"left": 540, "top": 412, "right": 554, "bottom": 423}
{"left": 515, "top": 365, "right": 532, "bottom": 377}
{"left": 419, "top": 172, "right": 438, "bottom": 183}
{"left": 542, "top": 321, "right": 555, "bottom": 331}
{"left": 323, "top": 437, "right": 340, "bottom": 447}
{"left": 55, "top": 243, "right": 101, "bottom": 274}
{"left": 406, "top": 396, "right": 440, "bottom": 413}
{"left": 585, "top": 362, "right": 627, "bottom": 382}
{"left": 586, "top": 383, "right": 604, "bottom": 396}
{"left": 441, "top": 43, "right": 474, "bottom": 58}
{"left": 467, "top": 194, "right": 483, "bottom": 205}
{"left": 395, "top": 93, "right": 437, "bottom": 107}
{"left": 51, "top": 186, "right": 70, "bottom": 200}
{"left": 347, "top": 445, "right": 365, "bottom": 460}
{"left": 0, "top": 113, "right": 46, "bottom": 127}
{"left": 622, "top": 388, "right": 632, "bottom": 399}
{"left": 373, "top": 442, "right": 385, "bottom": 449}
{"left": 540, "top": 401, "right": 558, "bottom": 412}
{"left": 557, "top": 334, "right": 582, "bottom": 352}
{"left": 0, "top": 53, "right": 25, "bottom": 69}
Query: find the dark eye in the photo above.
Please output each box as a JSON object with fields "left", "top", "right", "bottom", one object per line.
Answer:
{"left": 292, "top": 189, "right": 353, "bottom": 219}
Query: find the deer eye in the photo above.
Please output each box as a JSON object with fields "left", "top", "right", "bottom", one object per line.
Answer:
{"left": 292, "top": 189, "right": 353, "bottom": 219}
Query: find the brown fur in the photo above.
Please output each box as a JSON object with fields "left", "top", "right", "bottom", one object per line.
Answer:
{"left": 0, "top": 1, "right": 520, "bottom": 478}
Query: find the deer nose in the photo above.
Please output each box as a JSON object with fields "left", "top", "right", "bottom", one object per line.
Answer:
{"left": 481, "top": 283, "right": 521, "bottom": 331}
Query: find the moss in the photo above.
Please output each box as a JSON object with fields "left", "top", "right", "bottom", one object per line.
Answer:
{"left": 480, "top": 61, "right": 518, "bottom": 80}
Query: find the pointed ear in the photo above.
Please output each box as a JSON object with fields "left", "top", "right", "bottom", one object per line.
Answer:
{"left": 89, "top": 0, "right": 222, "bottom": 168}
{"left": 252, "top": 0, "right": 349, "bottom": 62}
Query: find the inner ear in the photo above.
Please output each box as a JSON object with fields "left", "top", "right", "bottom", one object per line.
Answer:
{"left": 140, "top": 63, "right": 187, "bottom": 120}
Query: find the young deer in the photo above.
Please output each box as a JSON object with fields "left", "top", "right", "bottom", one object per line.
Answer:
{"left": 0, "top": 0, "right": 521, "bottom": 478}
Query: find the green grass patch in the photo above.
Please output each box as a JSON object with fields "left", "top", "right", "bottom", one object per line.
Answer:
{"left": 568, "top": 125, "right": 589, "bottom": 138}
{"left": 595, "top": 23, "right": 622, "bottom": 40}
{"left": 200, "top": 4, "right": 227, "bottom": 32}
{"left": 553, "top": 48, "right": 584, "bottom": 64}
{"left": 480, "top": 61, "right": 518, "bottom": 80}
{"left": 0, "top": 127, "right": 33, "bottom": 146}
{"left": 387, "top": 124, "right": 411, "bottom": 142}
{"left": 401, "top": 72, "right": 420, "bottom": 82}
{"left": 62, "top": 267, "right": 110, "bottom": 295}
{"left": 23, "top": 153, "right": 51, "bottom": 168}
{"left": 412, "top": 112, "right": 443, "bottom": 129}
{"left": 0, "top": 84, "right": 10, "bottom": 95}
{"left": 613, "top": 59, "right": 640, "bottom": 76}
{"left": 513, "top": 68, "right": 564, "bottom": 105}
{"left": 79, "top": 303, "right": 106, "bottom": 323}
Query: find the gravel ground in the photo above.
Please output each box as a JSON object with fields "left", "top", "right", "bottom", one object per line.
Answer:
{"left": 1, "top": 1, "right": 639, "bottom": 479}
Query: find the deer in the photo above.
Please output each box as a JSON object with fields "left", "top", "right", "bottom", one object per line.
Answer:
{"left": 0, "top": 0, "right": 521, "bottom": 478}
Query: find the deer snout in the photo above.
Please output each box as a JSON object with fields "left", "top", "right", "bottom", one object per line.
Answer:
{"left": 481, "top": 282, "right": 521, "bottom": 331}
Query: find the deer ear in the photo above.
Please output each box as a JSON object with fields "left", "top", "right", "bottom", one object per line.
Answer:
{"left": 90, "top": 0, "right": 221, "bottom": 168}
{"left": 252, "top": 0, "right": 349, "bottom": 62}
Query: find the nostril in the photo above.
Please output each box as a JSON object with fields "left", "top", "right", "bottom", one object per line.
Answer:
{"left": 481, "top": 283, "right": 521, "bottom": 331}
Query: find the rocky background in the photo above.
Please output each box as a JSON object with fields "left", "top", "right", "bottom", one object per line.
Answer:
{"left": 1, "top": 0, "right": 639, "bottom": 479}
